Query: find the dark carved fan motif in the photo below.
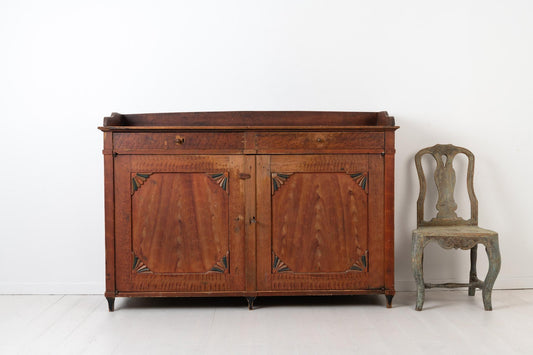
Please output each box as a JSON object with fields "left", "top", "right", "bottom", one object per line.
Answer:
{"left": 132, "top": 254, "right": 151, "bottom": 273}
{"left": 349, "top": 250, "right": 368, "bottom": 272}
{"left": 210, "top": 253, "right": 229, "bottom": 273}
{"left": 348, "top": 172, "right": 368, "bottom": 192}
{"left": 271, "top": 173, "right": 293, "bottom": 195}
{"left": 272, "top": 253, "right": 292, "bottom": 273}
{"left": 131, "top": 173, "right": 152, "bottom": 195}
{"left": 208, "top": 173, "right": 229, "bottom": 192}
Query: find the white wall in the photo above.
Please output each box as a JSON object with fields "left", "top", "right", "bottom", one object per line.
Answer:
{"left": 1, "top": 0, "right": 532, "bottom": 294}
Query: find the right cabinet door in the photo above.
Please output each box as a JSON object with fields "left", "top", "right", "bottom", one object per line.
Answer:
{"left": 256, "top": 154, "right": 385, "bottom": 292}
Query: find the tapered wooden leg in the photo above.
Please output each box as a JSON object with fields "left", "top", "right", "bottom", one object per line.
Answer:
{"left": 385, "top": 295, "right": 393, "bottom": 308}
{"left": 469, "top": 245, "right": 478, "bottom": 296}
{"left": 246, "top": 297, "right": 256, "bottom": 310}
{"left": 106, "top": 297, "right": 115, "bottom": 312}
{"left": 482, "top": 237, "right": 501, "bottom": 311}
{"left": 412, "top": 235, "right": 425, "bottom": 311}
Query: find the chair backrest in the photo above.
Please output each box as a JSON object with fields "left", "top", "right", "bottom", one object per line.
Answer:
{"left": 415, "top": 144, "right": 478, "bottom": 227}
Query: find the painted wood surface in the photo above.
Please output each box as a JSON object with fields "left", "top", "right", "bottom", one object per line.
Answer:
{"left": 256, "top": 154, "right": 384, "bottom": 292}
{"left": 101, "top": 111, "right": 395, "bottom": 128}
{"left": 100, "top": 111, "right": 398, "bottom": 309}
{"left": 114, "top": 155, "right": 246, "bottom": 293}
{"left": 271, "top": 172, "right": 368, "bottom": 273}
{"left": 114, "top": 132, "right": 245, "bottom": 153}
{"left": 411, "top": 144, "right": 501, "bottom": 311}
{"left": 131, "top": 172, "right": 229, "bottom": 274}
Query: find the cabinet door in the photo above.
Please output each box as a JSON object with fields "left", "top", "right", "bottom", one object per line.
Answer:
{"left": 256, "top": 155, "right": 384, "bottom": 292}
{"left": 114, "top": 155, "right": 249, "bottom": 293}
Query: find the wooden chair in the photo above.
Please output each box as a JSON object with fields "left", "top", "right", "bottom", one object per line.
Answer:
{"left": 412, "top": 144, "right": 501, "bottom": 311}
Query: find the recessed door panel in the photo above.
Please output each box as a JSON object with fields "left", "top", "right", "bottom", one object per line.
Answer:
{"left": 272, "top": 172, "right": 368, "bottom": 273}
{"left": 115, "top": 155, "right": 248, "bottom": 293}
{"left": 132, "top": 172, "right": 229, "bottom": 274}
{"left": 257, "top": 155, "right": 384, "bottom": 291}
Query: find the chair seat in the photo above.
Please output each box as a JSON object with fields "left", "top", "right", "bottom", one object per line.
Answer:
{"left": 413, "top": 225, "right": 497, "bottom": 238}
{"left": 413, "top": 226, "right": 498, "bottom": 251}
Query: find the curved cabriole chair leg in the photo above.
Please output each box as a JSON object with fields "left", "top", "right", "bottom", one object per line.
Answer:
{"left": 483, "top": 237, "right": 501, "bottom": 311}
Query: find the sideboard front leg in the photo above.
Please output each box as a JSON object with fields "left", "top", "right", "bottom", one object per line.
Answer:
{"left": 106, "top": 297, "right": 115, "bottom": 312}
{"left": 385, "top": 295, "right": 393, "bottom": 308}
{"left": 246, "top": 297, "right": 256, "bottom": 310}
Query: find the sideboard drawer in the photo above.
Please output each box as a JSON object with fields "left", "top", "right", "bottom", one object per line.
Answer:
{"left": 254, "top": 132, "right": 384, "bottom": 153}
{"left": 114, "top": 132, "right": 245, "bottom": 153}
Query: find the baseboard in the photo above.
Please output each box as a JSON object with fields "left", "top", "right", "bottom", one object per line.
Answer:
{"left": 0, "top": 279, "right": 531, "bottom": 294}
{"left": 0, "top": 282, "right": 102, "bottom": 295}
{"left": 395, "top": 278, "right": 533, "bottom": 292}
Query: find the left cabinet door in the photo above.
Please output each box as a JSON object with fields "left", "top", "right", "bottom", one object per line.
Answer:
{"left": 114, "top": 154, "right": 248, "bottom": 294}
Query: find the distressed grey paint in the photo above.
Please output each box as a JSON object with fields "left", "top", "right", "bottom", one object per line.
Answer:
{"left": 411, "top": 144, "right": 501, "bottom": 311}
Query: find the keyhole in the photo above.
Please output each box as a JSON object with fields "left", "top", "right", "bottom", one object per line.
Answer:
{"left": 441, "top": 155, "right": 447, "bottom": 165}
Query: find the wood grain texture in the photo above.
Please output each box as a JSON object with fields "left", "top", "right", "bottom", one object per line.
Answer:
{"left": 114, "top": 155, "right": 246, "bottom": 293}
{"left": 101, "top": 111, "right": 395, "bottom": 128}
{"left": 270, "top": 273, "right": 369, "bottom": 291}
{"left": 384, "top": 131, "right": 395, "bottom": 296}
{"left": 255, "top": 132, "right": 384, "bottom": 153}
{"left": 103, "top": 132, "right": 115, "bottom": 299}
{"left": 368, "top": 154, "right": 385, "bottom": 290}
{"left": 243, "top": 156, "right": 256, "bottom": 293}
{"left": 129, "top": 155, "right": 232, "bottom": 172}
{"left": 114, "top": 132, "right": 244, "bottom": 153}
{"left": 272, "top": 172, "right": 368, "bottom": 273}
{"left": 131, "top": 172, "right": 229, "bottom": 273}
{"left": 257, "top": 155, "right": 382, "bottom": 292}
{"left": 270, "top": 155, "right": 368, "bottom": 173}
{"left": 100, "top": 126, "right": 397, "bottom": 134}
{"left": 101, "top": 111, "right": 398, "bottom": 308}
{"left": 227, "top": 156, "right": 247, "bottom": 291}
{"left": 256, "top": 155, "right": 272, "bottom": 292}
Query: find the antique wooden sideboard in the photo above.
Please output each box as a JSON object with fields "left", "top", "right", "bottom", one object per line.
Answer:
{"left": 99, "top": 111, "right": 398, "bottom": 311}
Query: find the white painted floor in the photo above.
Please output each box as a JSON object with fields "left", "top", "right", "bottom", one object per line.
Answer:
{"left": 1, "top": 290, "right": 532, "bottom": 355}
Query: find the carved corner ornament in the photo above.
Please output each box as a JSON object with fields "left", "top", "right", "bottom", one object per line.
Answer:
{"left": 209, "top": 253, "right": 229, "bottom": 273}
{"left": 131, "top": 173, "right": 152, "bottom": 195}
{"left": 208, "top": 172, "right": 229, "bottom": 193}
{"left": 348, "top": 249, "right": 368, "bottom": 272}
{"left": 348, "top": 172, "right": 368, "bottom": 193}
{"left": 132, "top": 254, "right": 152, "bottom": 273}
{"left": 272, "top": 253, "right": 292, "bottom": 273}
{"left": 271, "top": 173, "right": 293, "bottom": 195}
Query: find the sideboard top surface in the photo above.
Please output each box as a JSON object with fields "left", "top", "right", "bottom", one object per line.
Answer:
{"left": 99, "top": 111, "right": 398, "bottom": 132}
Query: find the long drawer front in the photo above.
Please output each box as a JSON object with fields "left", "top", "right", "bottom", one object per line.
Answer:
{"left": 254, "top": 132, "right": 384, "bottom": 153}
{"left": 113, "top": 132, "right": 245, "bottom": 154}
{"left": 113, "top": 131, "right": 385, "bottom": 154}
